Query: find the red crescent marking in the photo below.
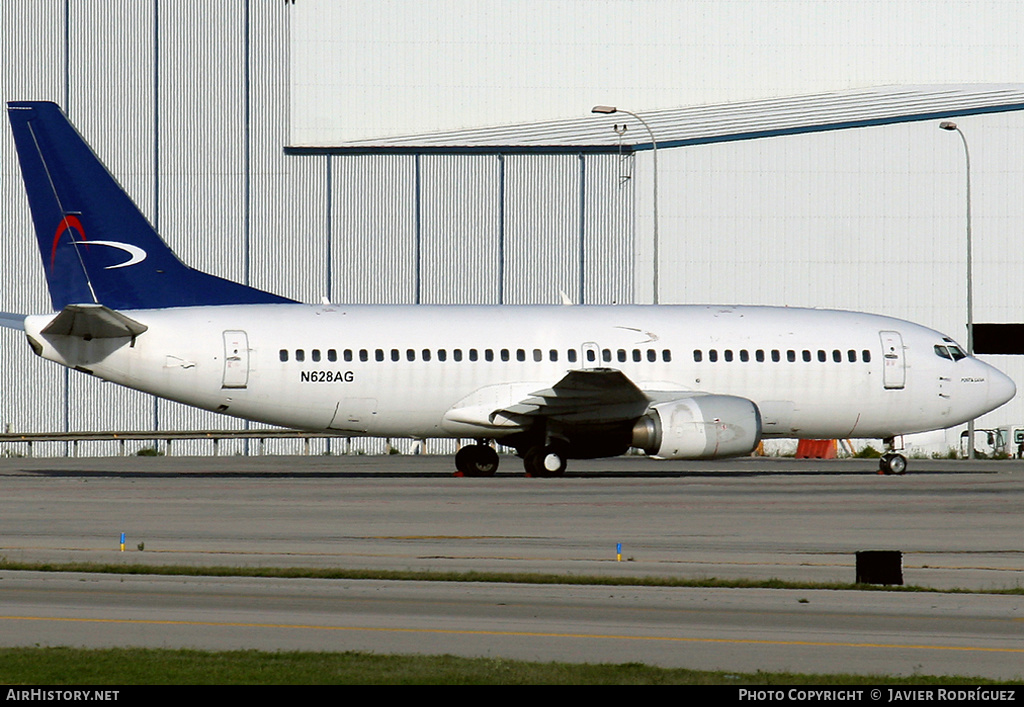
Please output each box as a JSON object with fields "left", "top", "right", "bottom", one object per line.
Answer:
{"left": 50, "top": 215, "right": 86, "bottom": 270}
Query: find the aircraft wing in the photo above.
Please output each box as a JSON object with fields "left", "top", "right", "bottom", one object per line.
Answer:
{"left": 443, "top": 368, "right": 653, "bottom": 432}
{"left": 0, "top": 312, "right": 27, "bottom": 331}
{"left": 498, "top": 368, "right": 651, "bottom": 424}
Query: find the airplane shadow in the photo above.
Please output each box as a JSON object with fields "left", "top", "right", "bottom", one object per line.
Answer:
{"left": 7, "top": 466, "right": 1000, "bottom": 480}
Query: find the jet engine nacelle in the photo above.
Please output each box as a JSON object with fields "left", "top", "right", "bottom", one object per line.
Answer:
{"left": 631, "top": 395, "right": 762, "bottom": 459}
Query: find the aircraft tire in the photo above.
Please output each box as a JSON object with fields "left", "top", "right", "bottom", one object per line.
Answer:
{"left": 455, "top": 444, "right": 499, "bottom": 477}
{"left": 524, "top": 445, "right": 567, "bottom": 477}
{"left": 887, "top": 453, "right": 907, "bottom": 475}
{"left": 879, "top": 452, "right": 908, "bottom": 475}
{"left": 523, "top": 448, "right": 541, "bottom": 477}
{"left": 470, "top": 444, "right": 499, "bottom": 477}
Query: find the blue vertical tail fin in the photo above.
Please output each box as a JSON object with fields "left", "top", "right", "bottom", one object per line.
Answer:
{"left": 7, "top": 101, "right": 294, "bottom": 311}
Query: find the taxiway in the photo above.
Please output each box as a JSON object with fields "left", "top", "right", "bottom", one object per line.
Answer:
{"left": 0, "top": 455, "right": 1021, "bottom": 678}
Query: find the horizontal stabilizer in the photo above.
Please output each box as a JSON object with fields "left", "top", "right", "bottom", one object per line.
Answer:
{"left": 0, "top": 312, "right": 27, "bottom": 331}
{"left": 41, "top": 304, "right": 148, "bottom": 340}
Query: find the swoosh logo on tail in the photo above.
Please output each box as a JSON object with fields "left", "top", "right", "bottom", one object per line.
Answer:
{"left": 51, "top": 215, "right": 85, "bottom": 270}
{"left": 88, "top": 241, "right": 148, "bottom": 269}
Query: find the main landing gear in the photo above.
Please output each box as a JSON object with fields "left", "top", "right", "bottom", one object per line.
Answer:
{"left": 454, "top": 442, "right": 500, "bottom": 477}
{"left": 452, "top": 440, "right": 569, "bottom": 477}
{"left": 878, "top": 437, "right": 907, "bottom": 475}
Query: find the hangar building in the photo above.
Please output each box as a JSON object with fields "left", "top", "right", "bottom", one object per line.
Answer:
{"left": 2, "top": 1, "right": 1023, "bottom": 456}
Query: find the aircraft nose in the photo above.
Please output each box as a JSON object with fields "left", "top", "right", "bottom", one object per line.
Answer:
{"left": 986, "top": 364, "right": 1017, "bottom": 410}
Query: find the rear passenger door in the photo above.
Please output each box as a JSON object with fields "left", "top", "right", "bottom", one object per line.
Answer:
{"left": 222, "top": 330, "right": 249, "bottom": 389}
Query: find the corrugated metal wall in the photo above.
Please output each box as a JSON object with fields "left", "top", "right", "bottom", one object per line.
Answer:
{"left": 332, "top": 155, "right": 419, "bottom": 305}
{"left": 0, "top": 1, "right": 636, "bottom": 456}
{"left": 419, "top": 155, "right": 501, "bottom": 305}
{"left": 1, "top": 1, "right": 66, "bottom": 456}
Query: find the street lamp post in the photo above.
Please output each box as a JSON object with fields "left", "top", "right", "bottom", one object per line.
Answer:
{"left": 939, "top": 120, "right": 975, "bottom": 459}
{"left": 592, "top": 105, "right": 660, "bottom": 304}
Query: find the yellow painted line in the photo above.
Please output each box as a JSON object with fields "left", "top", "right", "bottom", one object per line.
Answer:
{"left": 2, "top": 616, "right": 1022, "bottom": 654}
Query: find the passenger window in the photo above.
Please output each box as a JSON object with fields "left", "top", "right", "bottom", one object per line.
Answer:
{"left": 312, "top": 349, "right": 321, "bottom": 362}
{"left": 772, "top": 349, "right": 781, "bottom": 362}
{"left": 296, "top": 349, "right": 305, "bottom": 362}
{"left": 817, "top": 350, "right": 826, "bottom": 363}
{"left": 662, "top": 349, "right": 671, "bottom": 363}
{"left": 568, "top": 350, "right": 577, "bottom": 363}
{"left": 407, "top": 349, "right": 415, "bottom": 362}
{"left": 391, "top": 349, "right": 399, "bottom": 362}
{"left": 328, "top": 349, "right": 337, "bottom": 362}
{"left": 862, "top": 350, "right": 871, "bottom": 362}
{"left": 438, "top": 349, "right": 447, "bottom": 362}
{"left": 832, "top": 350, "right": 841, "bottom": 363}
{"left": 847, "top": 349, "right": 856, "bottom": 363}
{"left": 602, "top": 349, "right": 612, "bottom": 363}
{"left": 709, "top": 349, "right": 718, "bottom": 362}
{"left": 802, "top": 350, "right": 811, "bottom": 362}
{"left": 516, "top": 349, "right": 525, "bottom": 362}
{"left": 422, "top": 349, "right": 432, "bottom": 362}
{"left": 485, "top": 349, "right": 494, "bottom": 362}
{"left": 375, "top": 349, "right": 384, "bottom": 362}
{"left": 533, "top": 349, "right": 542, "bottom": 362}
{"left": 470, "top": 349, "right": 479, "bottom": 362}
{"left": 453, "top": 349, "right": 463, "bottom": 362}
{"left": 633, "top": 349, "right": 642, "bottom": 362}
{"left": 724, "top": 350, "right": 734, "bottom": 362}
{"left": 359, "top": 349, "right": 368, "bottom": 362}
{"left": 500, "top": 349, "right": 509, "bottom": 362}
{"left": 549, "top": 349, "right": 558, "bottom": 362}
{"left": 617, "top": 349, "right": 627, "bottom": 363}
{"left": 739, "top": 350, "right": 749, "bottom": 362}
{"left": 694, "top": 350, "right": 702, "bottom": 362}
{"left": 756, "top": 350, "right": 765, "bottom": 362}
{"left": 787, "top": 350, "right": 796, "bottom": 362}
{"left": 279, "top": 349, "right": 288, "bottom": 362}
{"left": 344, "top": 349, "right": 353, "bottom": 362}
{"left": 586, "top": 349, "right": 596, "bottom": 363}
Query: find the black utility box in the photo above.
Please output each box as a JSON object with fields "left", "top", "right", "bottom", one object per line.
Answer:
{"left": 855, "top": 550, "right": 903, "bottom": 585}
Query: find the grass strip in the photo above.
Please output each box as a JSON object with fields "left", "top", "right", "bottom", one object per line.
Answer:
{"left": 0, "top": 647, "right": 1019, "bottom": 685}
{"left": 1, "top": 559, "right": 1022, "bottom": 595}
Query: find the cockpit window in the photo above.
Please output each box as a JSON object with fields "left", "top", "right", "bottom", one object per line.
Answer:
{"left": 934, "top": 344, "right": 967, "bottom": 361}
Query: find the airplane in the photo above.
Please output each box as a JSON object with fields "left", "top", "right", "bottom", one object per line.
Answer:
{"left": 0, "top": 101, "right": 1015, "bottom": 477}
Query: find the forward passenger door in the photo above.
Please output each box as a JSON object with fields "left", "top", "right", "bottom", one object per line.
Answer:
{"left": 880, "top": 331, "right": 905, "bottom": 390}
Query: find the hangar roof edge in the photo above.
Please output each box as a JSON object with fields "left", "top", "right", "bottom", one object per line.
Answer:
{"left": 285, "top": 84, "right": 1024, "bottom": 156}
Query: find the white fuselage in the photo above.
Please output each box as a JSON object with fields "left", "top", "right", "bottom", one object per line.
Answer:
{"left": 23, "top": 303, "right": 1015, "bottom": 443}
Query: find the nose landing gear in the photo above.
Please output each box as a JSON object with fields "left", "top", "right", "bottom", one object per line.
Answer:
{"left": 878, "top": 452, "right": 907, "bottom": 475}
{"left": 878, "top": 437, "right": 907, "bottom": 475}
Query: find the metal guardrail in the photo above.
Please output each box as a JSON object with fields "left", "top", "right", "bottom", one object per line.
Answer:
{"left": 0, "top": 429, "right": 358, "bottom": 457}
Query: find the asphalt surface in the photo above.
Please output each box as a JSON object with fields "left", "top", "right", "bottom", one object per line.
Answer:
{"left": 0, "top": 454, "right": 1022, "bottom": 679}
